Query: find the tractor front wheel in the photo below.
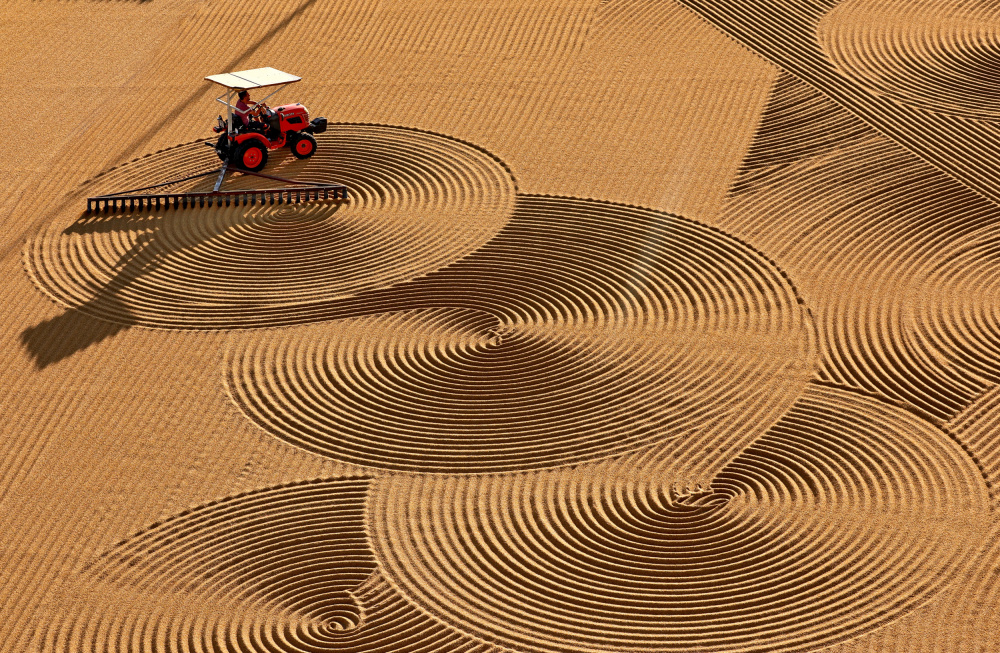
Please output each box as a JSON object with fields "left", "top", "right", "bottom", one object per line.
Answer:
{"left": 235, "top": 141, "right": 267, "bottom": 172}
{"left": 290, "top": 132, "right": 317, "bottom": 159}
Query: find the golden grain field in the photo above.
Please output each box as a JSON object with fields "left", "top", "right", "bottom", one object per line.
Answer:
{"left": 3, "top": 1, "right": 1000, "bottom": 651}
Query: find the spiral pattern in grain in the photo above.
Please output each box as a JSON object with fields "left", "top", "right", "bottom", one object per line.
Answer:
{"left": 818, "top": 0, "right": 1000, "bottom": 120}
{"left": 25, "top": 125, "right": 515, "bottom": 329}
{"left": 370, "top": 384, "right": 989, "bottom": 653}
{"left": 42, "top": 478, "right": 500, "bottom": 653}
{"left": 227, "top": 194, "right": 814, "bottom": 473}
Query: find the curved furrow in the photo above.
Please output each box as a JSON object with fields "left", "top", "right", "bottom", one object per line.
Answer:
{"left": 369, "top": 384, "right": 990, "bottom": 653}
{"left": 722, "top": 79, "right": 1000, "bottom": 420}
{"left": 227, "top": 195, "right": 814, "bottom": 474}
{"left": 818, "top": 0, "right": 1000, "bottom": 120}
{"left": 944, "top": 384, "right": 1000, "bottom": 507}
{"left": 917, "top": 239, "right": 1000, "bottom": 388}
{"left": 41, "top": 479, "right": 501, "bottom": 653}
{"left": 25, "top": 124, "right": 516, "bottom": 329}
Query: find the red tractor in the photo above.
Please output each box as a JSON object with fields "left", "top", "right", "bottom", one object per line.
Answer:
{"left": 206, "top": 67, "right": 327, "bottom": 172}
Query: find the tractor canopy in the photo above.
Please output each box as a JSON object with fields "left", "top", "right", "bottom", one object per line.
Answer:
{"left": 205, "top": 67, "right": 301, "bottom": 89}
{"left": 206, "top": 67, "right": 302, "bottom": 136}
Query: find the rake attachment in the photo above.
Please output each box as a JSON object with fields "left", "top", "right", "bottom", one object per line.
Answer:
{"left": 86, "top": 163, "right": 348, "bottom": 213}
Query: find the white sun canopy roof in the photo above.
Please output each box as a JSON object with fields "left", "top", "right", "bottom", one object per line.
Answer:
{"left": 205, "top": 67, "right": 301, "bottom": 90}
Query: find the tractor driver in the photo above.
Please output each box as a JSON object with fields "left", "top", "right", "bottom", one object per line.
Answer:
{"left": 234, "top": 90, "right": 258, "bottom": 130}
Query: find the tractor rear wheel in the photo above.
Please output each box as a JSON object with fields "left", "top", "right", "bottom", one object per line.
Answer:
{"left": 215, "top": 134, "right": 230, "bottom": 162}
{"left": 290, "top": 132, "right": 317, "bottom": 159}
{"left": 235, "top": 141, "right": 267, "bottom": 172}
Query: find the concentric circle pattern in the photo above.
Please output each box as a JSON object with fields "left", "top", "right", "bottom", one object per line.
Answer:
{"left": 819, "top": 0, "right": 1000, "bottom": 120}
{"left": 44, "top": 478, "right": 502, "bottom": 653}
{"left": 917, "top": 239, "right": 1000, "bottom": 390}
{"left": 227, "top": 195, "right": 814, "bottom": 474}
{"left": 370, "top": 384, "right": 990, "bottom": 653}
{"left": 678, "top": 0, "right": 1000, "bottom": 207}
{"left": 25, "top": 124, "right": 515, "bottom": 329}
{"left": 89, "top": 479, "right": 374, "bottom": 647}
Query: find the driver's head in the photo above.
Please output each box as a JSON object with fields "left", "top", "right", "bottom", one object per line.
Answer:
{"left": 238, "top": 90, "right": 250, "bottom": 102}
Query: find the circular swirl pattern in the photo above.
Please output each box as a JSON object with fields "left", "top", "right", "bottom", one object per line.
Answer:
{"left": 916, "top": 238, "right": 1000, "bottom": 388}
{"left": 818, "top": 0, "right": 1000, "bottom": 120}
{"left": 369, "top": 385, "right": 989, "bottom": 653}
{"left": 44, "top": 479, "right": 502, "bottom": 653}
{"left": 88, "top": 479, "right": 375, "bottom": 648}
{"left": 227, "top": 195, "right": 815, "bottom": 473}
{"left": 25, "top": 124, "right": 515, "bottom": 329}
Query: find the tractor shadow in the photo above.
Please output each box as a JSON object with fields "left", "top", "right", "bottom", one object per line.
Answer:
{"left": 22, "top": 230, "right": 160, "bottom": 369}
{"left": 20, "top": 308, "right": 131, "bottom": 370}
{"left": 22, "top": 194, "right": 673, "bottom": 368}
{"left": 20, "top": 197, "right": 304, "bottom": 368}
{"left": 21, "top": 147, "right": 349, "bottom": 368}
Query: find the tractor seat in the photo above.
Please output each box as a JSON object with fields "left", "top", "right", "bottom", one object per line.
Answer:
{"left": 264, "top": 112, "right": 280, "bottom": 139}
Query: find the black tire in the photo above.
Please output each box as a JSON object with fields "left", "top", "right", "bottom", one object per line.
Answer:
{"left": 290, "top": 132, "right": 317, "bottom": 159}
{"left": 234, "top": 141, "right": 267, "bottom": 172}
{"left": 215, "top": 134, "right": 230, "bottom": 162}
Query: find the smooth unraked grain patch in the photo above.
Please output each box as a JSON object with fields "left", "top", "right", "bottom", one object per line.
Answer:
{"left": 226, "top": 195, "right": 814, "bottom": 474}
{"left": 369, "top": 384, "right": 989, "bottom": 653}
{"left": 24, "top": 125, "right": 515, "bottom": 329}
